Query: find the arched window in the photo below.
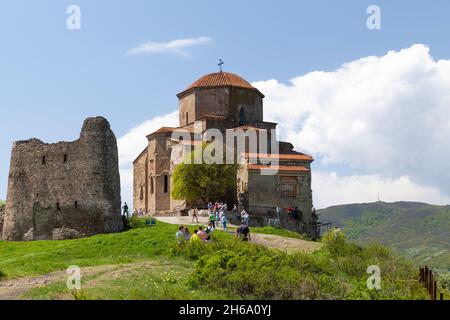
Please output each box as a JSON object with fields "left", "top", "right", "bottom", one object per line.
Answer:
{"left": 140, "top": 186, "right": 144, "bottom": 200}
{"left": 239, "top": 107, "right": 246, "bottom": 125}
{"left": 164, "top": 175, "right": 169, "bottom": 194}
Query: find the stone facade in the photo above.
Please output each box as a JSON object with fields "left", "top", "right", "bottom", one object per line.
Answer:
{"left": 2, "top": 117, "right": 123, "bottom": 241}
{"left": 133, "top": 71, "right": 318, "bottom": 238}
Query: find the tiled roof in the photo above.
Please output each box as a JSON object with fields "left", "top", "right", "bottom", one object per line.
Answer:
{"left": 148, "top": 127, "right": 177, "bottom": 136}
{"left": 247, "top": 164, "right": 310, "bottom": 172}
{"left": 178, "top": 72, "right": 265, "bottom": 98}
{"left": 246, "top": 153, "right": 314, "bottom": 162}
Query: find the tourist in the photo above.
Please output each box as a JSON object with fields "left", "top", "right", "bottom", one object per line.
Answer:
{"left": 232, "top": 204, "right": 239, "bottom": 219}
{"left": 192, "top": 207, "right": 199, "bottom": 223}
{"left": 122, "top": 202, "right": 129, "bottom": 216}
{"left": 209, "top": 211, "right": 216, "bottom": 228}
{"left": 184, "top": 227, "right": 192, "bottom": 241}
{"left": 138, "top": 208, "right": 144, "bottom": 217}
{"left": 218, "top": 207, "right": 224, "bottom": 227}
{"left": 293, "top": 207, "right": 299, "bottom": 219}
{"left": 242, "top": 211, "right": 250, "bottom": 225}
{"left": 197, "top": 226, "right": 207, "bottom": 242}
{"left": 176, "top": 225, "right": 185, "bottom": 244}
{"left": 276, "top": 206, "right": 281, "bottom": 219}
{"left": 190, "top": 229, "right": 201, "bottom": 243}
{"left": 221, "top": 214, "right": 228, "bottom": 232}
{"left": 205, "top": 222, "right": 215, "bottom": 241}
{"left": 237, "top": 222, "right": 251, "bottom": 242}
{"left": 240, "top": 209, "right": 247, "bottom": 221}
{"left": 287, "top": 206, "right": 292, "bottom": 218}
{"left": 216, "top": 210, "right": 220, "bottom": 227}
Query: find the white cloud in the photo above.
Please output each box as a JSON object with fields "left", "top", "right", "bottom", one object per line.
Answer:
{"left": 312, "top": 172, "right": 450, "bottom": 209}
{"left": 118, "top": 111, "right": 178, "bottom": 206}
{"left": 253, "top": 44, "right": 450, "bottom": 203}
{"left": 126, "top": 37, "right": 212, "bottom": 57}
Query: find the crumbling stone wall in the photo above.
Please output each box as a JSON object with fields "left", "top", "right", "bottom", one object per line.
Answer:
{"left": 2, "top": 117, "right": 123, "bottom": 241}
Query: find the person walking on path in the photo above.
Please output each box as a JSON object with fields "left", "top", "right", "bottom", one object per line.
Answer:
{"left": 122, "top": 202, "right": 129, "bottom": 217}
{"left": 192, "top": 207, "right": 199, "bottom": 223}
{"left": 221, "top": 214, "right": 228, "bottom": 232}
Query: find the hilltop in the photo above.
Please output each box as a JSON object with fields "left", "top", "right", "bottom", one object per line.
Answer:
{"left": 318, "top": 201, "right": 450, "bottom": 274}
{"left": 0, "top": 218, "right": 427, "bottom": 300}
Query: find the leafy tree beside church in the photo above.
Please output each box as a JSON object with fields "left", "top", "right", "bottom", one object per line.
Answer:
{"left": 171, "top": 145, "right": 237, "bottom": 205}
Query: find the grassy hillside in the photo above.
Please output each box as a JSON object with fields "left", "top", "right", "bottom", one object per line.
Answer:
{"left": 0, "top": 218, "right": 428, "bottom": 300}
{"left": 318, "top": 201, "right": 450, "bottom": 274}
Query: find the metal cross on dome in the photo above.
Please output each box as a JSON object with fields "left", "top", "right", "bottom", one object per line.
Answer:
{"left": 218, "top": 59, "right": 224, "bottom": 72}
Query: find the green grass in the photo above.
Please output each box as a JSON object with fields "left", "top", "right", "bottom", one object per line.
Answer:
{"left": 20, "top": 258, "right": 234, "bottom": 300}
{"left": 0, "top": 221, "right": 180, "bottom": 279}
{"left": 0, "top": 218, "right": 432, "bottom": 300}
{"left": 250, "top": 226, "right": 307, "bottom": 239}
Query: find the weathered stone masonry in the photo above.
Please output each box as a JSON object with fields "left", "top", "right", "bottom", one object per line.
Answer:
{"left": 2, "top": 117, "right": 123, "bottom": 241}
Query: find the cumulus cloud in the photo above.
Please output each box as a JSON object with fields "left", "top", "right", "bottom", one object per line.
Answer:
{"left": 312, "top": 172, "right": 450, "bottom": 209}
{"left": 117, "top": 111, "right": 178, "bottom": 205}
{"left": 126, "top": 37, "right": 212, "bottom": 57}
{"left": 254, "top": 44, "right": 450, "bottom": 202}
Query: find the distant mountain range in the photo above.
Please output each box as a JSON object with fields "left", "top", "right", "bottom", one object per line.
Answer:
{"left": 318, "top": 201, "right": 450, "bottom": 274}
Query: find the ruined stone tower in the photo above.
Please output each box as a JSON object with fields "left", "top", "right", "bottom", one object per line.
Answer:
{"left": 2, "top": 117, "right": 123, "bottom": 241}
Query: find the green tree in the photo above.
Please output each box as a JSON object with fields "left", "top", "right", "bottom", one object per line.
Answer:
{"left": 171, "top": 145, "right": 237, "bottom": 204}
{"left": 0, "top": 200, "right": 5, "bottom": 210}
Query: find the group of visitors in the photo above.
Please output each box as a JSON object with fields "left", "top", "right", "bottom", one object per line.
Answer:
{"left": 287, "top": 206, "right": 302, "bottom": 220}
{"left": 176, "top": 201, "right": 252, "bottom": 244}
{"left": 176, "top": 223, "right": 216, "bottom": 244}
{"left": 207, "top": 202, "right": 228, "bottom": 232}
{"left": 122, "top": 202, "right": 150, "bottom": 218}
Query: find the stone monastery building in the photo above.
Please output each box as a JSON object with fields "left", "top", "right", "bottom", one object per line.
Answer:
{"left": 133, "top": 71, "right": 318, "bottom": 237}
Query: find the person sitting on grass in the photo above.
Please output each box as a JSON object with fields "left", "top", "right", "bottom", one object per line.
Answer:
{"left": 184, "top": 227, "right": 191, "bottom": 241}
{"left": 190, "top": 229, "right": 201, "bottom": 243}
{"left": 237, "top": 222, "right": 251, "bottom": 242}
{"left": 197, "top": 226, "right": 208, "bottom": 242}
{"left": 175, "top": 225, "right": 185, "bottom": 244}
{"left": 205, "top": 222, "right": 215, "bottom": 241}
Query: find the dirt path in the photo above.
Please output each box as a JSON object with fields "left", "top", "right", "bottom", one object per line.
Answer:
{"left": 250, "top": 233, "right": 322, "bottom": 253}
{"left": 0, "top": 261, "right": 162, "bottom": 300}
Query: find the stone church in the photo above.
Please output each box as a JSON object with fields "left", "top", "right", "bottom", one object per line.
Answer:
{"left": 133, "top": 71, "right": 318, "bottom": 237}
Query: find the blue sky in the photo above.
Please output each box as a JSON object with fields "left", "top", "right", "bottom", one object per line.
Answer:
{"left": 1, "top": 1, "right": 450, "bottom": 207}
